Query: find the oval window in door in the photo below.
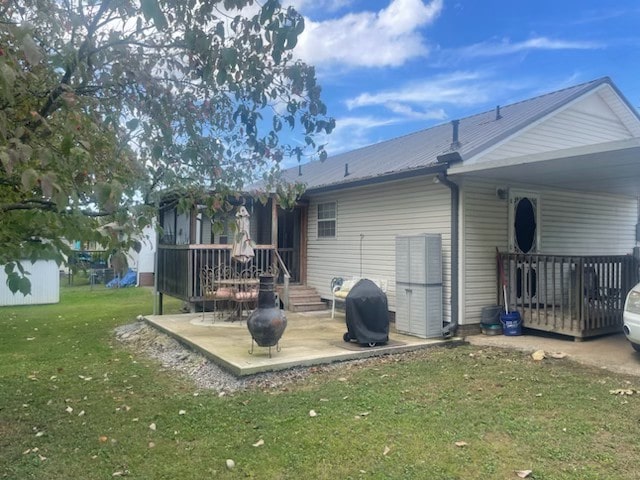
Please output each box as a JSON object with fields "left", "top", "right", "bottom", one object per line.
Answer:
{"left": 514, "top": 197, "right": 536, "bottom": 253}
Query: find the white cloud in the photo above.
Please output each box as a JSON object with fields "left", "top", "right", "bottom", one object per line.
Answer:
{"left": 384, "top": 102, "right": 447, "bottom": 120}
{"left": 284, "top": 0, "right": 354, "bottom": 14}
{"left": 455, "top": 36, "right": 604, "bottom": 58}
{"left": 346, "top": 71, "right": 492, "bottom": 110}
{"left": 323, "top": 115, "right": 401, "bottom": 154}
{"left": 294, "top": 0, "right": 443, "bottom": 68}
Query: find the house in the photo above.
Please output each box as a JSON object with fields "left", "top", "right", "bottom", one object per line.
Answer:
{"left": 65, "top": 222, "right": 157, "bottom": 287}
{"left": 156, "top": 77, "right": 640, "bottom": 339}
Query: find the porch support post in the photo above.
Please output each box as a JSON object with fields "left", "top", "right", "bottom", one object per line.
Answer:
{"left": 299, "top": 205, "right": 308, "bottom": 284}
{"left": 271, "top": 196, "right": 278, "bottom": 271}
{"left": 189, "top": 206, "right": 197, "bottom": 244}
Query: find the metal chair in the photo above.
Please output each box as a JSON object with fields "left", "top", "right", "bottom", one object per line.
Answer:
{"left": 200, "top": 266, "right": 234, "bottom": 322}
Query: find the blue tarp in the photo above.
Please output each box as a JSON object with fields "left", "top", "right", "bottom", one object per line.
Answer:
{"left": 106, "top": 269, "right": 137, "bottom": 288}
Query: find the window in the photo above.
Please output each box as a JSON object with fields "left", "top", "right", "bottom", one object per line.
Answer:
{"left": 317, "top": 202, "right": 336, "bottom": 238}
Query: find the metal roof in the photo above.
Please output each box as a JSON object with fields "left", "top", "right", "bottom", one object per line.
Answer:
{"left": 279, "top": 77, "right": 622, "bottom": 193}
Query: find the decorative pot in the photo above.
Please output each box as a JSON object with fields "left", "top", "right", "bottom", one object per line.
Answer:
{"left": 247, "top": 275, "right": 287, "bottom": 352}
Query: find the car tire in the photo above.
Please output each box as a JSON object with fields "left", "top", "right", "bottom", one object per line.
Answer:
{"left": 631, "top": 342, "right": 640, "bottom": 353}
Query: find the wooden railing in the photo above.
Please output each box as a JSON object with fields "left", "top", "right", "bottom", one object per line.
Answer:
{"left": 274, "top": 250, "right": 291, "bottom": 310}
{"left": 499, "top": 253, "right": 639, "bottom": 338}
{"left": 157, "top": 244, "right": 278, "bottom": 302}
{"left": 277, "top": 247, "right": 298, "bottom": 282}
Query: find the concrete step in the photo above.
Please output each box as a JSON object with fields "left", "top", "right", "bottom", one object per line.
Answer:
{"left": 278, "top": 284, "right": 327, "bottom": 312}
{"left": 291, "top": 302, "right": 328, "bottom": 312}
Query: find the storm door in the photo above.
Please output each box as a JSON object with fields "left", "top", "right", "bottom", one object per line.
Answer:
{"left": 509, "top": 191, "right": 541, "bottom": 303}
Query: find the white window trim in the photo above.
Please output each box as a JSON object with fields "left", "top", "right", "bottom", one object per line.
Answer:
{"left": 317, "top": 201, "right": 337, "bottom": 239}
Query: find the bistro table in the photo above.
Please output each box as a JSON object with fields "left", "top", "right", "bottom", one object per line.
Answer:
{"left": 214, "top": 278, "right": 259, "bottom": 321}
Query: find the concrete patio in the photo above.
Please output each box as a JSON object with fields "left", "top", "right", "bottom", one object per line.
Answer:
{"left": 468, "top": 330, "right": 640, "bottom": 377}
{"left": 143, "top": 308, "right": 640, "bottom": 379}
{"left": 144, "top": 310, "right": 460, "bottom": 376}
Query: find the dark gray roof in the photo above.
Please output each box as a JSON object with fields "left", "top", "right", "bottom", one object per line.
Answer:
{"left": 280, "top": 77, "right": 617, "bottom": 193}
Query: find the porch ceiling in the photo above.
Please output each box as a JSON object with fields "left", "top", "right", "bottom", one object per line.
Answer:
{"left": 450, "top": 139, "right": 640, "bottom": 197}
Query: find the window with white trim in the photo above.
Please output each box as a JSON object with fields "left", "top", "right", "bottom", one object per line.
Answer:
{"left": 317, "top": 202, "right": 336, "bottom": 238}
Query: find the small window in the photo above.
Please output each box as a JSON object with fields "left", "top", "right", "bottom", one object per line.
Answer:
{"left": 317, "top": 202, "right": 336, "bottom": 238}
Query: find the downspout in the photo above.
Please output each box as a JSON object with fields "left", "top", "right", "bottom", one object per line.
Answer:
{"left": 437, "top": 170, "right": 459, "bottom": 337}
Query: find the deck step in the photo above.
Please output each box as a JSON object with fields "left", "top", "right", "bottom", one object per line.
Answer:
{"left": 291, "top": 302, "right": 328, "bottom": 312}
{"left": 278, "top": 284, "right": 327, "bottom": 312}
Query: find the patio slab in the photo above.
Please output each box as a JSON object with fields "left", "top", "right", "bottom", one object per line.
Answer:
{"left": 144, "top": 310, "right": 459, "bottom": 376}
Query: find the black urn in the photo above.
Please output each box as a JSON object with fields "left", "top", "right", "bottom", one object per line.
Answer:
{"left": 247, "top": 275, "right": 287, "bottom": 348}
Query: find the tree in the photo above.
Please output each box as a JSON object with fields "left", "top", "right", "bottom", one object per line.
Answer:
{"left": 0, "top": 0, "right": 334, "bottom": 293}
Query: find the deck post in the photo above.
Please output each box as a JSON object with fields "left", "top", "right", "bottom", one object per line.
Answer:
{"left": 271, "top": 196, "right": 278, "bottom": 273}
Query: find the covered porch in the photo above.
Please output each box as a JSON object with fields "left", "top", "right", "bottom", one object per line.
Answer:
{"left": 454, "top": 138, "right": 640, "bottom": 338}
{"left": 156, "top": 195, "right": 309, "bottom": 314}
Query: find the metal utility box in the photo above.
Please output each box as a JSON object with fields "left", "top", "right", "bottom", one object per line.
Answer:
{"left": 395, "top": 234, "right": 443, "bottom": 338}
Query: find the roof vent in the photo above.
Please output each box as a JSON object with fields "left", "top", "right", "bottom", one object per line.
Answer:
{"left": 344, "top": 163, "right": 350, "bottom": 177}
{"left": 450, "top": 119, "right": 461, "bottom": 150}
{"left": 495, "top": 105, "right": 502, "bottom": 120}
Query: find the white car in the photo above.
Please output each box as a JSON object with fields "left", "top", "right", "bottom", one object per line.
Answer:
{"left": 623, "top": 283, "right": 640, "bottom": 352}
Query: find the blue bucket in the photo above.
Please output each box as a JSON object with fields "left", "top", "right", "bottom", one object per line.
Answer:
{"left": 500, "top": 311, "right": 522, "bottom": 336}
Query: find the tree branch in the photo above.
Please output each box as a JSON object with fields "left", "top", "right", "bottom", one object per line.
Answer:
{"left": 38, "top": 0, "right": 114, "bottom": 119}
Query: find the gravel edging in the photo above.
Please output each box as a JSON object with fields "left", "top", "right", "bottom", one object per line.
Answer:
{"left": 114, "top": 321, "right": 344, "bottom": 394}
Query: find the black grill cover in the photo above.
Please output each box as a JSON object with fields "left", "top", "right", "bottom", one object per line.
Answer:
{"left": 345, "top": 279, "right": 389, "bottom": 345}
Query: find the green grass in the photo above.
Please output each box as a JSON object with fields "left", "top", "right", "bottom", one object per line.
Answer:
{"left": 1, "top": 287, "right": 639, "bottom": 479}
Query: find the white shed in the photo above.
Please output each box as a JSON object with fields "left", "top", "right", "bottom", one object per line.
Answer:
{"left": 0, "top": 260, "right": 60, "bottom": 306}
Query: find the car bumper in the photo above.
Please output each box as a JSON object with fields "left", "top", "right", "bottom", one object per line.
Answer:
{"left": 623, "top": 310, "right": 640, "bottom": 345}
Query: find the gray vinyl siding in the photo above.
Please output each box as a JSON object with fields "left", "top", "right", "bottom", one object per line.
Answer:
{"left": 461, "top": 177, "right": 638, "bottom": 325}
{"left": 306, "top": 176, "right": 452, "bottom": 322}
{"left": 479, "top": 90, "right": 635, "bottom": 164}
{"left": 201, "top": 215, "right": 212, "bottom": 244}
{"left": 540, "top": 191, "right": 637, "bottom": 254}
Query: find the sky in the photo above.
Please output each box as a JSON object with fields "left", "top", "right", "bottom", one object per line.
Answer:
{"left": 279, "top": 0, "right": 640, "bottom": 164}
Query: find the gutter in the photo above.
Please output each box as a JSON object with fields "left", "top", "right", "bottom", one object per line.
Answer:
{"left": 436, "top": 153, "right": 461, "bottom": 338}
{"left": 303, "top": 164, "right": 447, "bottom": 196}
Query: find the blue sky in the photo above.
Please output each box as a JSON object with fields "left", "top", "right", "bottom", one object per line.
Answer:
{"left": 281, "top": 0, "right": 640, "bottom": 163}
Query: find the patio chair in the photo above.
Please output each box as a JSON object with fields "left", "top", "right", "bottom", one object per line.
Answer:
{"left": 199, "top": 266, "right": 235, "bottom": 322}
{"left": 233, "top": 269, "right": 259, "bottom": 320}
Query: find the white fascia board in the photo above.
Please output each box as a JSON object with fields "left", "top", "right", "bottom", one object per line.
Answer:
{"left": 449, "top": 137, "right": 640, "bottom": 175}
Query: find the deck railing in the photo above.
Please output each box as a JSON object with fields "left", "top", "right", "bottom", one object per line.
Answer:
{"left": 499, "top": 253, "right": 639, "bottom": 338}
{"left": 157, "top": 244, "right": 277, "bottom": 302}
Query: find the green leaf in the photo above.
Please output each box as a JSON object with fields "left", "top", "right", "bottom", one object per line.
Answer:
{"left": 18, "top": 276, "right": 31, "bottom": 296}
{"left": 222, "top": 48, "right": 237, "bottom": 68}
{"left": 21, "top": 35, "right": 43, "bottom": 65}
{"left": 0, "top": 151, "right": 12, "bottom": 175}
{"left": 140, "top": 0, "right": 168, "bottom": 30}
{"left": 21, "top": 168, "right": 38, "bottom": 191}
{"left": 7, "top": 272, "right": 21, "bottom": 294}
{"left": 60, "top": 135, "right": 73, "bottom": 155}
{"left": 152, "top": 145, "right": 163, "bottom": 159}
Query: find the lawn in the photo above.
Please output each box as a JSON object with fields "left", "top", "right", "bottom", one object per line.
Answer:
{"left": 1, "top": 287, "right": 639, "bottom": 479}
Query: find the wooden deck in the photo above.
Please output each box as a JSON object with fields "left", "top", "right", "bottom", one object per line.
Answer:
{"left": 500, "top": 253, "right": 639, "bottom": 339}
{"left": 520, "top": 306, "right": 623, "bottom": 339}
